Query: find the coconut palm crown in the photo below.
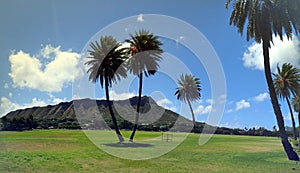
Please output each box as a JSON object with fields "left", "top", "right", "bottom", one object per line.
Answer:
{"left": 85, "top": 36, "right": 127, "bottom": 87}
{"left": 125, "top": 29, "right": 163, "bottom": 77}
{"left": 175, "top": 74, "right": 201, "bottom": 103}
{"left": 125, "top": 30, "right": 163, "bottom": 141}
{"left": 175, "top": 74, "right": 201, "bottom": 126}
{"left": 274, "top": 63, "right": 300, "bottom": 99}
{"left": 85, "top": 36, "right": 127, "bottom": 142}
{"left": 226, "top": 0, "right": 300, "bottom": 47}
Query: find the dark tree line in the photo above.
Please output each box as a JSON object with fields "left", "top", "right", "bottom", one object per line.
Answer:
{"left": 1, "top": 115, "right": 291, "bottom": 138}
{"left": 0, "top": 116, "right": 81, "bottom": 131}
{"left": 1, "top": 115, "right": 37, "bottom": 131}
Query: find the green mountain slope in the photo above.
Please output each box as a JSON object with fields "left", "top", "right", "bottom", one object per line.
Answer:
{"left": 1, "top": 96, "right": 205, "bottom": 132}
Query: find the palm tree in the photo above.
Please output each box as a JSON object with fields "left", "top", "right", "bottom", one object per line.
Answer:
{"left": 175, "top": 74, "right": 201, "bottom": 129}
{"left": 292, "top": 95, "right": 300, "bottom": 138}
{"left": 273, "top": 63, "right": 300, "bottom": 140}
{"left": 226, "top": 0, "right": 300, "bottom": 160}
{"left": 85, "top": 36, "right": 127, "bottom": 143}
{"left": 125, "top": 30, "right": 163, "bottom": 142}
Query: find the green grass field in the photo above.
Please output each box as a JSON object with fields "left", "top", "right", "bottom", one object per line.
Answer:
{"left": 1, "top": 130, "right": 299, "bottom": 173}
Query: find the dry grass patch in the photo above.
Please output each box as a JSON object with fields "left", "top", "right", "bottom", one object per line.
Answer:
{"left": 0, "top": 141, "right": 80, "bottom": 152}
{"left": 238, "top": 141, "right": 282, "bottom": 152}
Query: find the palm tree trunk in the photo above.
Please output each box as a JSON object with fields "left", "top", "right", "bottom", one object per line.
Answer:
{"left": 286, "top": 96, "right": 297, "bottom": 140}
{"left": 298, "top": 112, "right": 300, "bottom": 129}
{"left": 187, "top": 99, "right": 196, "bottom": 132}
{"left": 105, "top": 77, "right": 124, "bottom": 143}
{"left": 262, "top": 40, "right": 299, "bottom": 161}
{"left": 298, "top": 112, "right": 300, "bottom": 139}
{"left": 129, "top": 74, "right": 143, "bottom": 141}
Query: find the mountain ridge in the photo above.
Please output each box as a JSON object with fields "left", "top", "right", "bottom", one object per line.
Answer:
{"left": 0, "top": 96, "right": 282, "bottom": 137}
{"left": 1, "top": 96, "right": 200, "bottom": 132}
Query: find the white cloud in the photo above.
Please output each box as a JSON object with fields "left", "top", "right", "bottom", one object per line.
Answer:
{"left": 4, "top": 83, "right": 9, "bottom": 89}
{"left": 0, "top": 97, "right": 20, "bottom": 116}
{"left": 8, "top": 45, "right": 83, "bottom": 92}
{"left": 243, "top": 35, "right": 300, "bottom": 70}
{"left": 72, "top": 95, "right": 83, "bottom": 100}
{"left": 220, "top": 121, "right": 244, "bottom": 129}
{"left": 157, "top": 98, "right": 172, "bottom": 106}
{"left": 284, "top": 114, "right": 292, "bottom": 121}
{"left": 235, "top": 99, "right": 250, "bottom": 111}
{"left": 39, "top": 44, "right": 61, "bottom": 59}
{"left": 30, "top": 98, "right": 47, "bottom": 107}
{"left": 252, "top": 92, "right": 269, "bottom": 102}
{"left": 205, "top": 99, "right": 214, "bottom": 104}
{"left": 8, "top": 92, "right": 12, "bottom": 98}
{"left": 48, "top": 93, "right": 67, "bottom": 104}
{"left": 176, "top": 36, "right": 186, "bottom": 46}
{"left": 226, "top": 109, "right": 233, "bottom": 113}
{"left": 0, "top": 97, "right": 47, "bottom": 117}
{"left": 195, "top": 105, "right": 212, "bottom": 115}
{"left": 219, "top": 94, "right": 227, "bottom": 104}
{"left": 137, "top": 14, "right": 144, "bottom": 22}
{"left": 117, "top": 42, "right": 131, "bottom": 50}
{"left": 156, "top": 98, "right": 177, "bottom": 112}
{"left": 0, "top": 94, "right": 70, "bottom": 117}
{"left": 108, "top": 91, "right": 135, "bottom": 101}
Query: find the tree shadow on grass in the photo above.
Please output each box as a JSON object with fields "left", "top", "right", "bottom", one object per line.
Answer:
{"left": 104, "top": 142, "right": 154, "bottom": 148}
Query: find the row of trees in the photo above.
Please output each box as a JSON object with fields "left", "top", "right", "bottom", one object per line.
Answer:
{"left": 85, "top": 1, "right": 300, "bottom": 162}
{"left": 86, "top": 0, "right": 300, "bottom": 161}
{"left": 0, "top": 116, "right": 82, "bottom": 131}
{"left": 273, "top": 63, "right": 300, "bottom": 141}
{"left": 1, "top": 115, "right": 36, "bottom": 131}
{"left": 226, "top": 0, "right": 300, "bottom": 161}
{"left": 85, "top": 30, "right": 165, "bottom": 143}
{"left": 3, "top": 114, "right": 290, "bottom": 138}
{"left": 85, "top": 30, "right": 202, "bottom": 143}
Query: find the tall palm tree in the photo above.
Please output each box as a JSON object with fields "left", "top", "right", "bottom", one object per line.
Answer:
{"left": 85, "top": 36, "right": 127, "bottom": 143}
{"left": 292, "top": 95, "right": 300, "bottom": 138}
{"left": 125, "top": 30, "right": 163, "bottom": 142}
{"left": 226, "top": 0, "right": 300, "bottom": 160}
{"left": 273, "top": 63, "right": 300, "bottom": 140}
{"left": 175, "top": 74, "right": 201, "bottom": 129}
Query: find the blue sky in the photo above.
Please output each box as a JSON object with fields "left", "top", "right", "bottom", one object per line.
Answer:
{"left": 1, "top": 0, "right": 300, "bottom": 130}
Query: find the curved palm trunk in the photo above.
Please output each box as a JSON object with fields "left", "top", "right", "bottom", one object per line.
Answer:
{"left": 105, "top": 77, "right": 124, "bottom": 143}
{"left": 286, "top": 96, "right": 297, "bottom": 140}
{"left": 129, "top": 74, "right": 143, "bottom": 142}
{"left": 187, "top": 99, "right": 196, "bottom": 132}
{"left": 298, "top": 112, "right": 300, "bottom": 139}
{"left": 263, "top": 40, "right": 299, "bottom": 161}
{"left": 188, "top": 100, "right": 196, "bottom": 130}
{"left": 298, "top": 112, "right": 300, "bottom": 129}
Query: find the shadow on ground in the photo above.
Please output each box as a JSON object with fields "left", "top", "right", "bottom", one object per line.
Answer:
{"left": 104, "top": 142, "right": 154, "bottom": 148}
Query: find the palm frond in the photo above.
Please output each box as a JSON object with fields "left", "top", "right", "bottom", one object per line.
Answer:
{"left": 273, "top": 63, "right": 300, "bottom": 100}
{"left": 85, "top": 36, "right": 127, "bottom": 87}
{"left": 292, "top": 96, "right": 300, "bottom": 113}
{"left": 175, "top": 74, "right": 201, "bottom": 103}
{"left": 227, "top": 0, "right": 300, "bottom": 47}
{"left": 125, "top": 30, "right": 163, "bottom": 77}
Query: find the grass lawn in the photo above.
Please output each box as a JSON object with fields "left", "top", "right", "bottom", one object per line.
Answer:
{"left": 0, "top": 130, "right": 299, "bottom": 173}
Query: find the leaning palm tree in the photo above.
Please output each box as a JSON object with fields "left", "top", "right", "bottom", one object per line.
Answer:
{"left": 292, "top": 95, "right": 300, "bottom": 138}
{"left": 175, "top": 74, "right": 201, "bottom": 129}
{"left": 226, "top": 0, "right": 300, "bottom": 160}
{"left": 125, "top": 30, "right": 163, "bottom": 142}
{"left": 85, "top": 36, "right": 127, "bottom": 143}
{"left": 273, "top": 63, "right": 300, "bottom": 140}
